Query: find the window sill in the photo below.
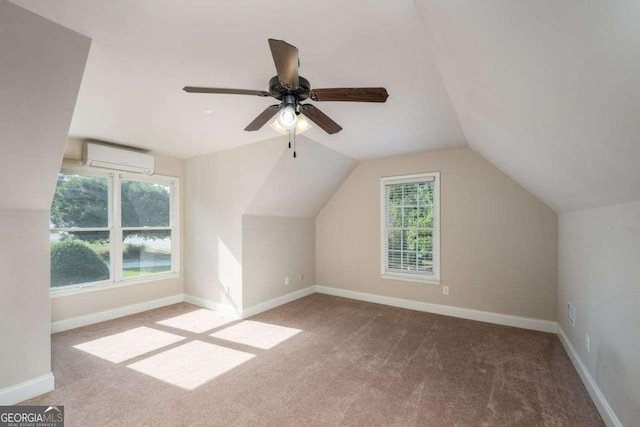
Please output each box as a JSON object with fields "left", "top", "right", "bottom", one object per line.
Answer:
{"left": 50, "top": 272, "right": 180, "bottom": 298}
{"left": 381, "top": 273, "right": 441, "bottom": 285}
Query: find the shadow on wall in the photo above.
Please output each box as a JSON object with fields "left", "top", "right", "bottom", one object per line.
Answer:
{"left": 185, "top": 136, "right": 356, "bottom": 311}
{"left": 245, "top": 135, "right": 357, "bottom": 218}
{"left": 217, "top": 237, "right": 241, "bottom": 308}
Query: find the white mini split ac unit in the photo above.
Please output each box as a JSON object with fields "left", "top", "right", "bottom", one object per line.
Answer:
{"left": 83, "top": 143, "right": 155, "bottom": 175}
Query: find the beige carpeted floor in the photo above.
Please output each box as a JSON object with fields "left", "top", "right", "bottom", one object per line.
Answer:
{"left": 23, "top": 294, "right": 603, "bottom": 426}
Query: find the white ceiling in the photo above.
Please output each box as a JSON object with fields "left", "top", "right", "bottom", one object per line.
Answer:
{"left": 9, "top": 0, "right": 465, "bottom": 160}
{"left": 415, "top": 0, "right": 640, "bottom": 212}
{"left": 8, "top": 0, "right": 640, "bottom": 212}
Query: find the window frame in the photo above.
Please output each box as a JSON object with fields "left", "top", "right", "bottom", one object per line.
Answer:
{"left": 380, "top": 172, "right": 441, "bottom": 285}
{"left": 50, "top": 163, "right": 180, "bottom": 295}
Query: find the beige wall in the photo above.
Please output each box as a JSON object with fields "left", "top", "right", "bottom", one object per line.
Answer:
{"left": 184, "top": 137, "right": 353, "bottom": 312}
{"left": 242, "top": 215, "right": 315, "bottom": 309}
{"left": 0, "top": 0, "right": 90, "bottom": 399}
{"left": 0, "top": 1, "right": 90, "bottom": 211}
{"left": 0, "top": 211, "right": 51, "bottom": 390}
{"left": 316, "top": 147, "right": 558, "bottom": 321}
{"left": 183, "top": 139, "right": 286, "bottom": 310}
{"left": 51, "top": 277, "right": 182, "bottom": 322}
{"left": 50, "top": 139, "right": 185, "bottom": 323}
{"left": 558, "top": 201, "right": 640, "bottom": 425}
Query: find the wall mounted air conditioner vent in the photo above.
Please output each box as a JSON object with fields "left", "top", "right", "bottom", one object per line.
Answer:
{"left": 83, "top": 143, "right": 155, "bottom": 175}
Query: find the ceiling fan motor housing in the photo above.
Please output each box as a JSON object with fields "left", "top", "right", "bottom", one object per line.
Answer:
{"left": 269, "top": 75, "right": 310, "bottom": 101}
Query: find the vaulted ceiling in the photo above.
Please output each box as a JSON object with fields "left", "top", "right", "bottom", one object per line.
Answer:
{"left": 415, "top": 0, "right": 640, "bottom": 212}
{"left": 8, "top": 0, "right": 640, "bottom": 212}
{"left": 8, "top": 0, "right": 465, "bottom": 161}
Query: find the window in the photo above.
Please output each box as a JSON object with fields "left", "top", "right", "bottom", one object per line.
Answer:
{"left": 381, "top": 172, "right": 440, "bottom": 284}
{"left": 50, "top": 167, "right": 179, "bottom": 292}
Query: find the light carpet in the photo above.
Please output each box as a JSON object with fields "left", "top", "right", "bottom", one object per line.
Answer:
{"left": 22, "top": 294, "right": 603, "bottom": 426}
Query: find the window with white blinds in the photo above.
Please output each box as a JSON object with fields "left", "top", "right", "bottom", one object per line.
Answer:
{"left": 380, "top": 172, "right": 440, "bottom": 284}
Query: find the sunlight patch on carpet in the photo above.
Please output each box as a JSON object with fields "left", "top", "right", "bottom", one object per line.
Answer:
{"left": 210, "top": 320, "right": 301, "bottom": 350}
{"left": 73, "top": 326, "right": 185, "bottom": 363}
{"left": 127, "top": 340, "right": 254, "bottom": 390}
{"left": 156, "top": 308, "right": 236, "bottom": 333}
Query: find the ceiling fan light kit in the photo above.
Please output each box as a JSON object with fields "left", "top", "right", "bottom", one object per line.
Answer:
{"left": 277, "top": 95, "right": 298, "bottom": 130}
{"left": 270, "top": 114, "right": 311, "bottom": 136}
{"left": 184, "top": 38, "right": 388, "bottom": 158}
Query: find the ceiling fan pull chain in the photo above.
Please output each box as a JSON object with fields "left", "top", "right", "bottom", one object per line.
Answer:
{"left": 288, "top": 128, "right": 292, "bottom": 149}
{"left": 293, "top": 130, "right": 297, "bottom": 158}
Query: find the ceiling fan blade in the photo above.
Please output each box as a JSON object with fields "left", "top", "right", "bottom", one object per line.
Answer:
{"left": 309, "top": 87, "right": 389, "bottom": 103}
{"left": 244, "top": 105, "right": 281, "bottom": 131}
{"left": 268, "top": 39, "right": 299, "bottom": 90}
{"left": 299, "top": 105, "right": 342, "bottom": 134}
{"left": 183, "top": 87, "right": 271, "bottom": 97}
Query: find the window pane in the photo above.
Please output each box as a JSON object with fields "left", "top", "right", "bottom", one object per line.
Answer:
{"left": 420, "top": 207, "right": 433, "bottom": 228}
{"left": 417, "top": 230, "right": 433, "bottom": 273}
{"left": 402, "top": 229, "right": 417, "bottom": 251}
{"left": 121, "top": 180, "right": 171, "bottom": 227}
{"left": 50, "top": 231, "right": 110, "bottom": 287}
{"left": 417, "top": 230, "right": 433, "bottom": 253}
{"left": 123, "top": 230, "right": 171, "bottom": 278}
{"left": 403, "top": 251, "right": 417, "bottom": 271}
{"left": 405, "top": 207, "right": 432, "bottom": 228}
{"left": 417, "top": 252, "right": 433, "bottom": 273}
{"left": 384, "top": 177, "right": 437, "bottom": 277}
{"left": 387, "top": 185, "right": 403, "bottom": 207}
{"left": 387, "top": 206, "right": 402, "bottom": 228}
{"left": 388, "top": 251, "right": 402, "bottom": 270}
{"left": 387, "top": 230, "right": 402, "bottom": 251}
{"left": 403, "top": 183, "right": 418, "bottom": 206}
{"left": 404, "top": 207, "right": 419, "bottom": 227}
{"left": 50, "top": 174, "right": 108, "bottom": 228}
{"left": 418, "top": 181, "right": 433, "bottom": 207}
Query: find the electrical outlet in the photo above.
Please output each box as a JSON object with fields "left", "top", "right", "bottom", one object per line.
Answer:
{"left": 284, "top": 276, "right": 290, "bottom": 286}
{"left": 442, "top": 285, "right": 449, "bottom": 295}
{"left": 567, "top": 303, "right": 576, "bottom": 326}
{"left": 586, "top": 334, "right": 591, "bottom": 352}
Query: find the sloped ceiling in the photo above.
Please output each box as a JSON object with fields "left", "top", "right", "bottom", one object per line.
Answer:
{"left": 414, "top": 0, "right": 640, "bottom": 212}
{"left": 0, "top": 0, "right": 90, "bottom": 210}
{"left": 245, "top": 136, "right": 357, "bottom": 218}
{"left": 8, "top": 0, "right": 640, "bottom": 213}
{"left": 8, "top": 0, "right": 465, "bottom": 160}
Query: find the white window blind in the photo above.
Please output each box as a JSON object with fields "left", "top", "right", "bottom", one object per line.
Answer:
{"left": 381, "top": 172, "right": 440, "bottom": 284}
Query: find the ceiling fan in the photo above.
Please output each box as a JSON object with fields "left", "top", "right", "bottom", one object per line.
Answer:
{"left": 183, "top": 39, "right": 389, "bottom": 137}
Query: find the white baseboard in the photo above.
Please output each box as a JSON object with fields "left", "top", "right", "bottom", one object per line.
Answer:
{"left": 315, "top": 285, "right": 558, "bottom": 333}
{"left": 183, "top": 294, "right": 241, "bottom": 318}
{"left": 51, "top": 294, "right": 184, "bottom": 333}
{"left": 49, "top": 285, "right": 556, "bottom": 334}
{"left": 557, "top": 327, "right": 622, "bottom": 427}
{"left": 0, "top": 373, "right": 54, "bottom": 405}
{"left": 242, "top": 286, "right": 316, "bottom": 319}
